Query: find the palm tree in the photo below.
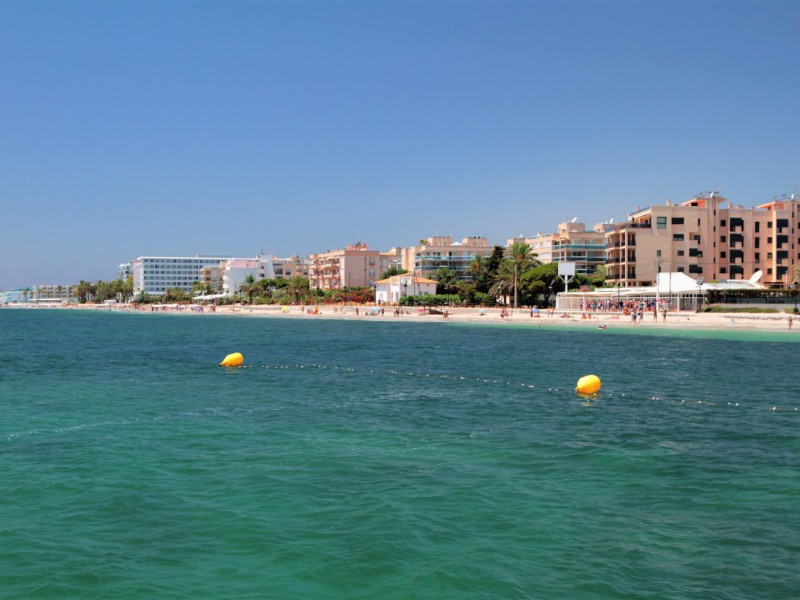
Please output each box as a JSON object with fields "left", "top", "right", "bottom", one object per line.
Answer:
{"left": 286, "top": 275, "right": 309, "bottom": 304}
{"left": 489, "top": 261, "right": 515, "bottom": 305}
{"left": 506, "top": 241, "right": 537, "bottom": 307}
{"left": 433, "top": 267, "right": 458, "bottom": 295}
{"left": 239, "top": 274, "right": 259, "bottom": 304}
{"left": 468, "top": 256, "right": 486, "bottom": 281}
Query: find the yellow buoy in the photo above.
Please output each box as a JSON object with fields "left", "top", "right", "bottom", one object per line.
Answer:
{"left": 576, "top": 374, "right": 601, "bottom": 395}
{"left": 219, "top": 352, "right": 244, "bottom": 367}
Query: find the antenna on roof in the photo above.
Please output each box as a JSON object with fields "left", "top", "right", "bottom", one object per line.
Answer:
{"left": 570, "top": 217, "right": 578, "bottom": 223}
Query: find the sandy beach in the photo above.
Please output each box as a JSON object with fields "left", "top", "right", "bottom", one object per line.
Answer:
{"left": 9, "top": 302, "right": 796, "bottom": 334}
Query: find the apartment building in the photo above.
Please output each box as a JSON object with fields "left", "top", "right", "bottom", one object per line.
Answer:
{"left": 605, "top": 192, "right": 800, "bottom": 288}
{"left": 199, "top": 265, "right": 224, "bottom": 292}
{"left": 508, "top": 221, "right": 609, "bottom": 275}
{"left": 399, "top": 236, "right": 494, "bottom": 280}
{"left": 222, "top": 256, "right": 276, "bottom": 295}
{"left": 308, "top": 243, "right": 388, "bottom": 291}
{"left": 131, "top": 254, "right": 233, "bottom": 296}
{"left": 273, "top": 255, "right": 309, "bottom": 279}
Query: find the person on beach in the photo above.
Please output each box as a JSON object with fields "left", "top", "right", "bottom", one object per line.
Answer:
{"left": 789, "top": 315, "right": 793, "bottom": 331}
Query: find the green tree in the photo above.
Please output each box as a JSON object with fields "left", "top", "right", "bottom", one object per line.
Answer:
{"left": 468, "top": 256, "right": 486, "bottom": 281}
{"left": 239, "top": 274, "right": 259, "bottom": 304}
{"left": 122, "top": 277, "right": 133, "bottom": 302}
{"left": 589, "top": 264, "right": 608, "bottom": 288}
{"left": 164, "top": 287, "right": 188, "bottom": 303}
{"left": 76, "top": 281, "right": 92, "bottom": 303}
{"left": 489, "top": 261, "right": 515, "bottom": 304}
{"left": 506, "top": 241, "right": 537, "bottom": 307}
{"left": 480, "top": 246, "right": 506, "bottom": 293}
{"left": 433, "top": 268, "right": 458, "bottom": 295}
{"left": 520, "top": 263, "right": 559, "bottom": 307}
{"left": 286, "top": 275, "right": 310, "bottom": 303}
{"left": 455, "top": 281, "right": 477, "bottom": 305}
{"left": 192, "top": 281, "right": 213, "bottom": 297}
{"left": 380, "top": 267, "right": 408, "bottom": 279}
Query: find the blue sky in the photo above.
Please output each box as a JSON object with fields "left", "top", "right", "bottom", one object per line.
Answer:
{"left": 1, "top": 0, "right": 798, "bottom": 289}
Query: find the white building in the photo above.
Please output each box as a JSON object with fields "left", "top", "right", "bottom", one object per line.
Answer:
{"left": 30, "top": 284, "right": 78, "bottom": 303}
{"left": 555, "top": 271, "right": 766, "bottom": 312}
{"left": 118, "top": 262, "right": 133, "bottom": 281}
{"left": 375, "top": 274, "right": 438, "bottom": 304}
{"left": 131, "top": 255, "right": 233, "bottom": 296}
{"left": 1, "top": 289, "right": 28, "bottom": 303}
{"left": 222, "top": 255, "right": 276, "bottom": 296}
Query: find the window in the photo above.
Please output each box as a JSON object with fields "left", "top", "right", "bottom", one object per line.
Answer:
{"left": 768, "top": 222, "right": 773, "bottom": 228}
{"left": 720, "top": 267, "right": 727, "bottom": 274}
{"left": 755, "top": 237, "right": 760, "bottom": 248}
{"left": 721, "top": 236, "right": 726, "bottom": 242}
{"left": 720, "top": 252, "right": 726, "bottom": 258}
{"left": 768, "top": 237, "right": 773, "bottom": 244}
{"left": 768, "top": 268, "right": 773, "bottom": 275}
{"left": 755, "top": 222, "right": 760, "bottom": 232}
{"left": 677, "top": 266, "right": 685, "bottom": 273}
{"left": 767, "top": 253, "right": 773, "bottom": 259}
{"left": 656, "top": 249, "right": 662, "bottom": 257}
{"left": 698, "top": 218, "right": 701, "bottom": 226}
{"left": 673, "top": 234, "right": 684, "bottom": 241}
{"left": 657, "top": 217, "right": 667, "bottom": 229}
{"left": 721, "top": 219, "right": 727, "bottom": 227}
{"left": 671, "top": 217, "right": 684, "bottom": 225}
{"left": 677, "top": 250, "right": 685, "bottom": 256}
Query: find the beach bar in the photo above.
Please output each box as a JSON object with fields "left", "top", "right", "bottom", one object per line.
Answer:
{"left": 555, "top": 272, "right": 766, "bottom": 312}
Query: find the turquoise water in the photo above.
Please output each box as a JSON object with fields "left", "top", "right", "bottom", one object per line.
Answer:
{"left": 1, "top": 310, "right": 798, "bottom": 599}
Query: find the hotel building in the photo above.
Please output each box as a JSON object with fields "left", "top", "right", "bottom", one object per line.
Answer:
{"left": 399, "top": 236, "right": 494, "bottom": 280}
{"left": 308, "top": 243, "right": 389, "bottom": 291}
{"left": 605, "top": 192, "right": 800, "bottom": 288}
{"left": 131, "top": 254, "right": 233, "bottom": 296}
{"left": 508, "top": 221, "right": 609, "bottom": 275}
{"left": 31, "top": 284, "right": 78, "bottom": 303}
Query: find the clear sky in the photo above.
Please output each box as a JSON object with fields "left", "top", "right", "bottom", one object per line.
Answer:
{"left": 1, "top": 0, "right": 798, "bottom": 289}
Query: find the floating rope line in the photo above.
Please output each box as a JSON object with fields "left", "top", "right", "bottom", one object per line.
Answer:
{"left": 243, "top": 363, "right": 799, "bottom": 412}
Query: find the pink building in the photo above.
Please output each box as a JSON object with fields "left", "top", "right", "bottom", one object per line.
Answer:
{"left": 606, "top": 192, "right": 800, "bottom": 288}
{"left": 308, "top": 243, "right": 389, "bottom": 291}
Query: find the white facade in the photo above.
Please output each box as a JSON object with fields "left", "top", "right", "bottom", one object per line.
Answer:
{"left": 31, "top": 284, "right": 78, "bottom": 303}
{"left": 222, "top": 255, "right": 276, "bottom": 295}
{"left": 118, "top": 262, "right": 133, "bottom": 281}
{"left": 1, "top": 289, "right": 28, "bottom": 303}
{"left": 375, "top": 274, "right": 438, "bottom": 304}
{"left": 131, "top": 255, "right": 233, "bottom": 296}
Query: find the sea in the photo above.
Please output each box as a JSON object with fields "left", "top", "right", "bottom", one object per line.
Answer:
{"left": 1, "top": 309, "right": 798, "bottom": 599}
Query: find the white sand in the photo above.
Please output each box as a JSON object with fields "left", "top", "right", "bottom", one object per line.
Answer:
{"left": 20, "top": 302, "right": 794, "bottom": 333}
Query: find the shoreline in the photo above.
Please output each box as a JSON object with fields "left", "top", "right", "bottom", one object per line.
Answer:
{"left": 3, "top": 302, "right": 796, "bottom": 334}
